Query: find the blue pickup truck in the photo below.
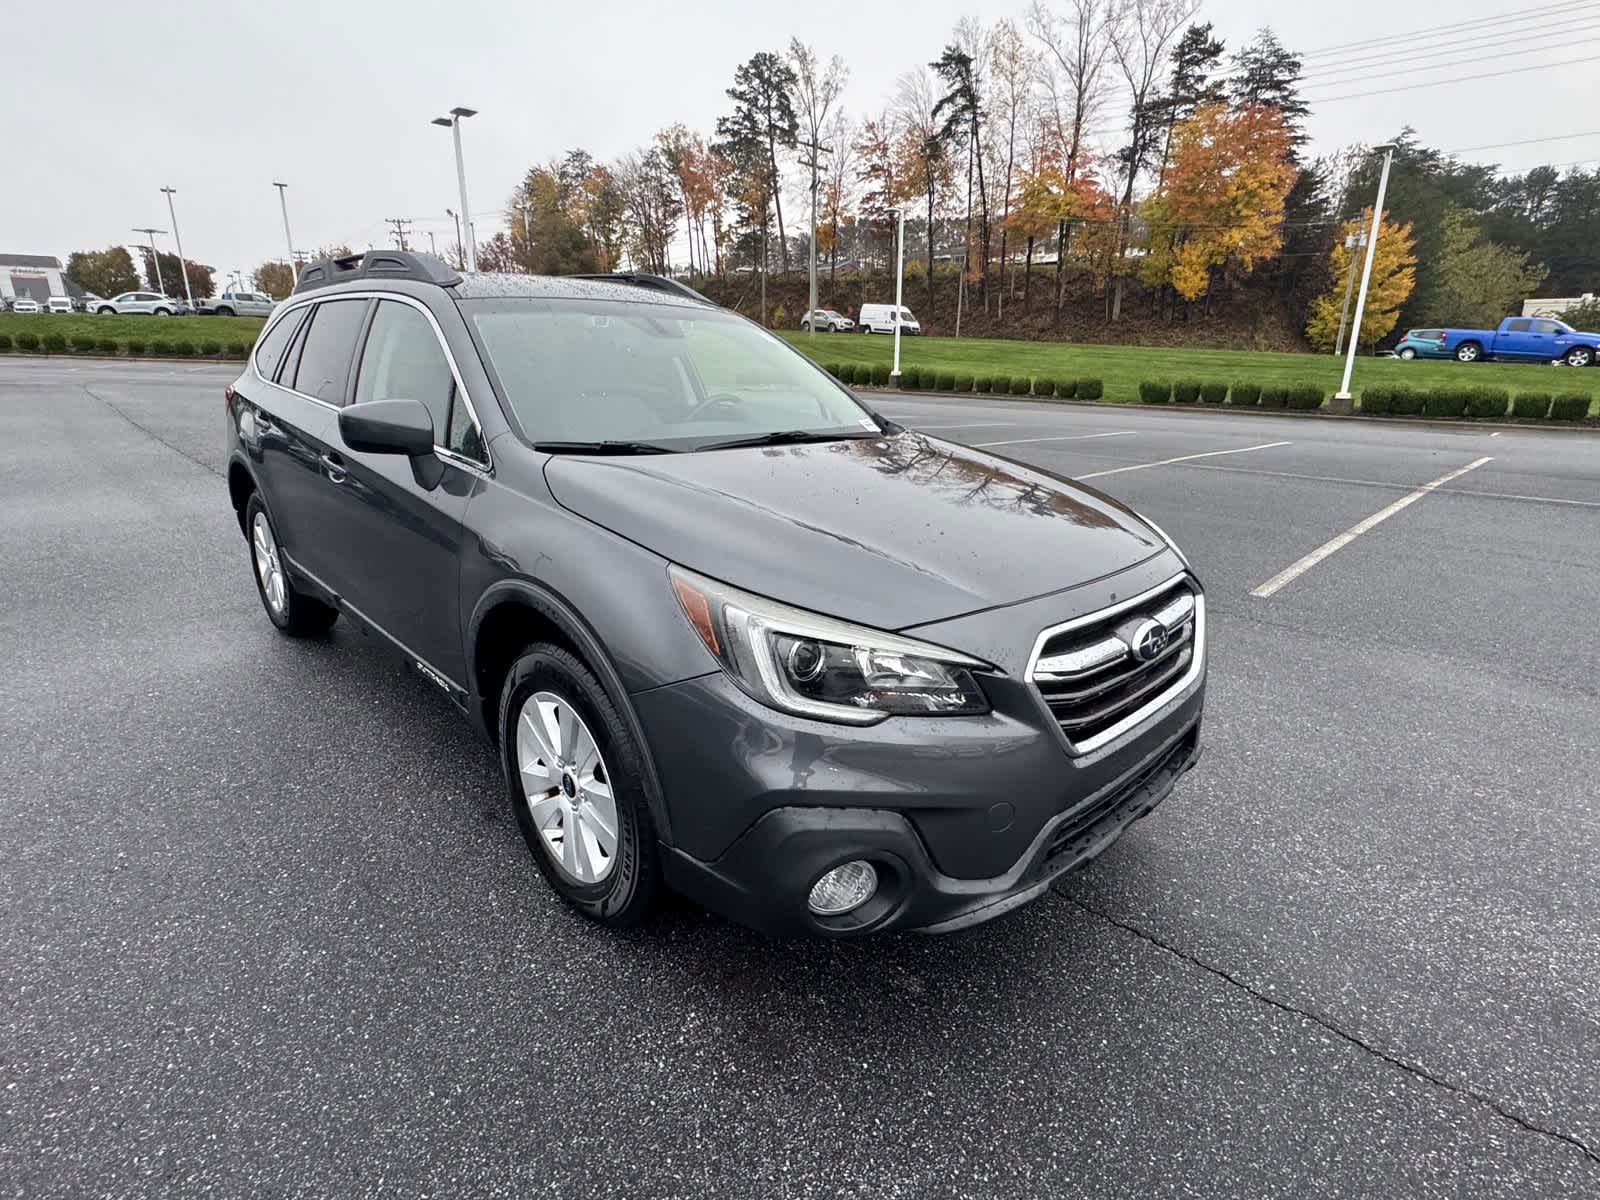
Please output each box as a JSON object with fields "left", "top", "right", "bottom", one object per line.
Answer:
{"left": 1413, "top": 316, "right": 1600, "bottom": 366}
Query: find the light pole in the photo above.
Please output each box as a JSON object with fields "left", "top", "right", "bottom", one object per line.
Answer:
{"left": 446, "top": 208, "right": 464, "bottom": 268}
{"left": 431, "top": 107, "right": 478, "bottom": 270}
{"left": 133, "top": 227, "right": 168, "bottom": 294}
{"left": 1332, "top": 230, "right": 1368, "bottom": 356}
{"left": 891, "top": 207, "right": 907, "bottom": 380}
{"left": 159, "top": 187, "right": 196, "bottom": 309}
{"left": 1332, "top": 144, "right": 1396, "bottom": 412}
{"left": 272, "top": 182, "right": 297, "bottom": 284}
{"left": 426, "top": 231, "right": 438, "bottom": 256}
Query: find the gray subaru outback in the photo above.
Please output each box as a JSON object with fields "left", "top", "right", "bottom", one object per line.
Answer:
{"left": 225, "top": 251, "right": 1204, "bottom": 937}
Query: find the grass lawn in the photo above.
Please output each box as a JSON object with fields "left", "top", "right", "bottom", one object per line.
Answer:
{"left": 0, "top": 312, "right": 264, "bottom": 353}
{"left": 779, "top": 330, "right": 1597, "bottom": 410}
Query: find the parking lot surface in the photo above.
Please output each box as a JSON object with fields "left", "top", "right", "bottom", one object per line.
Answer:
{"left": 3, "top": 358, "right": 1598, "bottom": 1198}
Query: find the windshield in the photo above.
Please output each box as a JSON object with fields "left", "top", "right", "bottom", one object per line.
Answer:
{"left": 465, "top": 298, "right": 882, "bottom": 450}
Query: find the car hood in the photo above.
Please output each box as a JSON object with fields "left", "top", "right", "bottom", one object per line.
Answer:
{"left": 543, "top": 432, "right": 1167, "bottom": 630}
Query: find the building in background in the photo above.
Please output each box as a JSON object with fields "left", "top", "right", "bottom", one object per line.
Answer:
{"left": 0, "top": 254, "right": 69, "bottom": 303}
{"left": 1523, "top": 293, "right": 1595, "bottom": 318}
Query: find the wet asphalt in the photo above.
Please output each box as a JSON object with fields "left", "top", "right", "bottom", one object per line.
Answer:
{"left": 2, "top": 358, "right": 1597, "bottom": 1198}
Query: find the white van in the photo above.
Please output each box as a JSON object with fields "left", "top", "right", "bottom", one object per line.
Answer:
{"left": 858, "top": 304, "right": 921, "bottom": 336}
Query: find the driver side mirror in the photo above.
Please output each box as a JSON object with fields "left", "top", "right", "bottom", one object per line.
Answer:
{"left": 339, "top": 398, "right": 445, "bottom": 490}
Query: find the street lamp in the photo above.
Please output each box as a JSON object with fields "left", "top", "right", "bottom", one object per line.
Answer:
{"left": 159, "top": 187, "right": 196, "bottom": 310}
{"left": 272, "top": 182, "right": 297, "bottom": 285}
{"left": 132, "top": 227, "right": 168, "bottom": 294}
{"left": 890, "top": 207, "right": 907, "bottom": 380}
{"left": 1332, "top": 143, "right": 1397, "bottom": 413}
{"left": 431, "top": 107, "right": 478, "bottom": 270}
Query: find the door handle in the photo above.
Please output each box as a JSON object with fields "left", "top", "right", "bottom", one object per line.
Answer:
{"left": 320, "top": 452, "right": 347, "bottom": 484}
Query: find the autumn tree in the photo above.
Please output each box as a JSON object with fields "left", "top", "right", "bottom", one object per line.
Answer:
{"left": 66, "top": 246, "right": 141, "bottom": 298}
{"left": 1304, "top": 211, "right": 1416, "bottom": 350}
{"left": 615, "top": 148, "right": 683, "bottom": 275}
{"left": 1026, "top": 0, "right": 1119, "bottom": 319}
{"left": 137, "top": 247, "right": 215, "bottom": 300}
{"left": 251, "top": 261, "right": 295, "bottom": 299}
{"left": 1137, "top": 101, "right": 1296, "bottom": 302}
{"left": 852, "top": 115, "right": 899, "bottom": 269}
{"left": 819, "top": 111, "right": 856, "bottom": 289}
{"left": 895, "top": 67, "right": 954, "bottom": 314}
{"left": 509, "top": 159, "right": 602, "bottom": 276}
{"left": 715, "top": 52, "right": 799, "bottom": 273}
{"left": 1108, "top": 0, "right": 1195, "bottom": 319}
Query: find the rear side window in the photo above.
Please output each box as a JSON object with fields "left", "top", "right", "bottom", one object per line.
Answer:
{"left": 1506, "top": 318, "right": 1531, "bottom": 333}
{"left": 291, "top": 299, "right": 369, "bottom": 404}
{"left": 253, "top": 308, "right": 306, "bottom": 380}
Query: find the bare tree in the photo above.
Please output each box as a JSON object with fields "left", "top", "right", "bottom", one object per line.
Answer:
{"left": 987, "top": 19, "right": 1035, "bottom": 303}
{"left": 789, "top": 39, "right": 849, "bottom": 328}
{"left": 895, "top": 66, "right": 951, "bottom": 319}
{"left": 1107, "top": 0, "right": 1195, "bottom": 319}
{"left": 1027, "top": 0, "right": 1119, "bottom": 320}
{"left": 820, "top": 109, "right": 856, "bottom": 295}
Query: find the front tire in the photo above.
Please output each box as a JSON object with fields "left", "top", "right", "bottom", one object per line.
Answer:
{"left": 1564, "top": 345, "right": 1594, "bottom": 367}
{"left": 499, "top": 645, "right": 661, "bottom": 928}
{"left": 244, "top": 496, "right": 338, "bottom": 636}
{"left": 1398, "top": 347, "right": 1416, "bottom": 360}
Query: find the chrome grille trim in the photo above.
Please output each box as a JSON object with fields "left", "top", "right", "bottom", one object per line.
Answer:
{"left": 1025, "top": 574, "right": 1205, "bottom": 756}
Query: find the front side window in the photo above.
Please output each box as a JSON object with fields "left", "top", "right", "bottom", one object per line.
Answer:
{"left": 352, "top": 301, "right": 485, "bottom": 463}
{"left": 291, "top": 299, "right": 368, "bottom": 404}
{"left": 1533, "top": 319, "right": 1562, "bottom": 335}
{"left": 465, "top": 298, "right": 879, "bottom": 450}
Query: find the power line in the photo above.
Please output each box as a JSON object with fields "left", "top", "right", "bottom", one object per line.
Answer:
{"left": 1300, "top": 21, "right": 1600, "bottom": 81}
{"left": 1300, "top": 0, "right": 1598, "bottom": 57}
{"left": 1305, "top": 53, "right": 1599, "bottom": 103}
{"left": 1441, "top": 130, "right": 1600, "bottom": 156}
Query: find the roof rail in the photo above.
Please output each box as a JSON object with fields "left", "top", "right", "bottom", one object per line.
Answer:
{"left": 569, "top": 273, "right": 712, "bottom": 305}
{"left": 293, "top": 250, "right": 462, "bottom": 294}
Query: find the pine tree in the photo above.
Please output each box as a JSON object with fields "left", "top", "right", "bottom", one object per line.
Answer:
{"left": 1229, "top": 29, "right": 1307, "bottom": 151}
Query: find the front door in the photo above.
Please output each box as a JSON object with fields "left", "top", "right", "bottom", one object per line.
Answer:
{"left": 313, "top": 298, "right": 487, "bottom": 688}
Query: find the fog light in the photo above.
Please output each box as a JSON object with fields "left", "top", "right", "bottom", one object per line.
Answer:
{"left": 807, "top": 860, "right": 878, "bottom": 916}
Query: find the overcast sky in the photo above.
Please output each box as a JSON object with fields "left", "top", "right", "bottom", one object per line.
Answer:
{"left": 8, "top": 0, "right": 1595, "bottom": 285}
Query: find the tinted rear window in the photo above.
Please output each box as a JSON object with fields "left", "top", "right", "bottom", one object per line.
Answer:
{"left": 291, "top": 299, "right": 369, "bottom": 404}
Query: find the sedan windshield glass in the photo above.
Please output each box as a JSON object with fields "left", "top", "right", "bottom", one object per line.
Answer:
{"left": 466, "top": 298, "right": 881, "bottom": 450}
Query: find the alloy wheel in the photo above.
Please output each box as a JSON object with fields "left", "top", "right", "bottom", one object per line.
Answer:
{"left": 251, "top": 511, "right": 287, "bottom": 616}
{"left": 516, "top": 691, "right": 619, "bottom": 885}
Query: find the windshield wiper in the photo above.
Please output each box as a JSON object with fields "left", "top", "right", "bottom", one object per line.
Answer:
{"left": 697, "top": 428, "right": 879, "bottom": 451}
{"left": 534, "top": 440, "right": 680, "bottom": 455}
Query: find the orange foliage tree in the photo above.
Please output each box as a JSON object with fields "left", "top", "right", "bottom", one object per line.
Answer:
{"left": 1137, "top": 102, "right": 1296, "bottom": 301}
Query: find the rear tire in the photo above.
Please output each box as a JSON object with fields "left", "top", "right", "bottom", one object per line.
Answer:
{"left": 1455, "top": 342, "right": 1481, "bottom": 363}
{"left": 1564, "top": 345, "right": 1594, "bottom": 367}
{"left": 154, "top": 309, "right": 172, "bottom": 318}
{"left": 1398, "top": 347, "right": 1416, "bottom": 360}
{"left": 216, "top": 306, "right": 235, "bottom": 317}
{"left": 499, "top": 645, "right": 661, "bottom": 928}
{"left": 244, "top": 495, "right": 338, "bottom": 637}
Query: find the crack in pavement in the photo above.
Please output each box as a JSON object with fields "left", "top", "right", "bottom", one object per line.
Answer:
{"left": 82, "top": 384, "right": 222, "bottom": 479}
{"left": 1059, "top": 891, "right": 1600, "bottom": 1169}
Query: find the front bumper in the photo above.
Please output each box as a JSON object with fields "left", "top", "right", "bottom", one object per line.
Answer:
{"left": 661, "top": 718, "right": 1200, "bottom": 935}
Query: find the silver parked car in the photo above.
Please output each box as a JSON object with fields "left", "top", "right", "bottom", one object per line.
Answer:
{"left": 800, "top": 308, "right": 855, "bottom": 333}
{"left": 95, "top": 291, "right": 187, "bottom": 316}
{"left": 197, "top": 291, "right": 277, "bottom": 317}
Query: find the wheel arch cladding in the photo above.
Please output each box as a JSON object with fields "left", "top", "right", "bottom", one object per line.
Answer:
{"left": 227, "top": 458, "right": 257, "bottom": 535}
{"left": 469, "top": 580, "right": 675, "bottom": 845}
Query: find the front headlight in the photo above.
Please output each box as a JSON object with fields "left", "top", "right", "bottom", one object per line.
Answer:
{"left": 669, "top": 566, "right": 990, "bottom": 725}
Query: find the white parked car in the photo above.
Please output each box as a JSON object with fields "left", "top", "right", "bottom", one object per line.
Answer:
{"left": 196, "top": 290, "right": 277, "bottom": 317}
{"left": 858, "top": 303, "right": 921, "bottom": 335}
{"left": 800, "top": 308, "right": 854, "bottom": 333}
{"left": 46, "top": 297, "right": 74, "bottom": 314}
{"left": 10, "top": 297, "right": 41, "bottom": 314}
{"left": 94, "top": 291, "right": 187, "bottom": 316}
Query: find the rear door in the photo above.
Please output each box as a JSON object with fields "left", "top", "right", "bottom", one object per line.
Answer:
{"left": 314, "top": 297, "right": 487, "bottom": 685}
{"left": 1495, "top": 318, "right": 1538, "bottom": 358}
{"left": 253, "top": 298, "right": 372, "bottom": 591}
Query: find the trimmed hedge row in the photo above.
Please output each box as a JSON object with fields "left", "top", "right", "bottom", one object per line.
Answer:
{"left": 0, "top": 332, "right": 249, "bottom": 358}
{"left": 1137, "top": 380, "right": 1325, "bottom": 410}
{"left": 1361, "top": 386, "right": 1593, "bottom": 421}
{"left": 824, "top": 364, "right": 1104, "bottom": 401}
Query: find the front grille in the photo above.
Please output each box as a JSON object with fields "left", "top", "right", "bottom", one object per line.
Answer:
{"left": 1029, "top": 577, "right": 1201, "bottom": 752}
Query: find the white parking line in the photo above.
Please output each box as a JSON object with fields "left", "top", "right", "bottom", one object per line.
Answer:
{"left": 974, "top": 431, "right": 1138, "bottom": 448}
{"left": 1078, "top": 440, "right": 1292, "bottom": 480}
{"left": 1250, "top": 456, "right": 1494, "bottom": 598}
{"left": 898, "top": 420, "right": 1020, "bottom": 431}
